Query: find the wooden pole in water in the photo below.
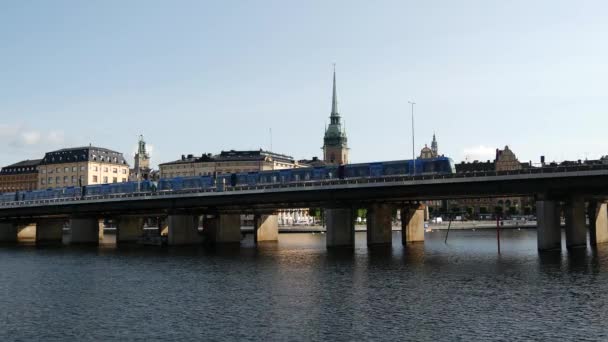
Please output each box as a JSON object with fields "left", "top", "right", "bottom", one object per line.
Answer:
{"left": 444, "top": 215, "right": 452, "bottom": 244}
{"left": 496, "top": 214, "right": 501, "bottom": 254}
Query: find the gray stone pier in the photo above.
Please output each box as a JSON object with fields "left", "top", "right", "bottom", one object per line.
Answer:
{"left": 366, "top": 203, "right": 392, "bottom": 246}
{"left": 253, "top": 214, "right": 278, "bottom": 243}
{"left": 536, "top": 200, "right": 561, "bottom": 251}
{"left": 564, "top": 196, "right": 587, "bottom": 249}
{"left": 0, "top": 222, "right": 18, "bottom": 242}
{"left": 325, "top": 208, "right": 355, "bottom": 248}
{"left": 167, "top": 215, "right": 201, "bottom": 245}
{"left": 36, "top": 219, "right": 65, "bottom": 244}
{"left": 590, "top": 201, "right": 608, "bottom": 246}
{"left": 116, "top": 217, "right": 145, "bottom": 244}
{"left": 401, "top": 204, "right": 425, "bottom": 245}
{"left": 70, "top": 218, "right": 103, "bottom": 244}
{"left": 203, "top": 214, "right": 241, "bottom": 244}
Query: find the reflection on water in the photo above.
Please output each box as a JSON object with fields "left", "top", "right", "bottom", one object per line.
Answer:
{"left": 2, "top": 230, "right": 608, "bottom": 341}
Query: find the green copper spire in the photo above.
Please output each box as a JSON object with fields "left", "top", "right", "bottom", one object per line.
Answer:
{"left": 331, "top": 64, "right": 338, "bottom": 117}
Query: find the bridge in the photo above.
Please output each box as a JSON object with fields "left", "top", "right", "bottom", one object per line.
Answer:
{"left": 1, "top": 164, "right": 608, "bottom": 251}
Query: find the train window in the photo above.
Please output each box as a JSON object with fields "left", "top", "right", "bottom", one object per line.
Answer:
{"left": 272, "top": 176, "right": 277, "bottom": 183}
{"left": 305, "top": 173, "right": 310, "bottom": 180}
{"left": 294, "top": 174, "right": 300, "bottom": 181}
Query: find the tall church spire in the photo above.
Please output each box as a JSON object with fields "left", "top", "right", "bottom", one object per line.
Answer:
{"left": 331, "top": 64, "right": 338, "bottom": 117}
{"left": 323, "top": 65, "right": 349, "bottom": 165}
{"left": 431, "top": 132, "right": 438, "bottom": 157}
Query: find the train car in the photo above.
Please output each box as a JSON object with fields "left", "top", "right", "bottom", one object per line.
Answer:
{"left": 0, "top": 192, "right": 17, "bottom": 203}
{"left": 291, "top": 168, "right": 314, "bottom": 182}
{"left": 22, "top": 188, "right": 66, "bottom": 201}
{"left": 85, "top": 184, "right": 111, "bottom": 196}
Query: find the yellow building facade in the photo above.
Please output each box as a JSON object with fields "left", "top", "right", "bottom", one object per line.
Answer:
{"left": 38, "top": 146, "right": 130, "bottom": 189}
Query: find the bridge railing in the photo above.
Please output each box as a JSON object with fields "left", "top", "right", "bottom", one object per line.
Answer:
{"left": 1, "top": 163, "right": 607, "bottom": 208}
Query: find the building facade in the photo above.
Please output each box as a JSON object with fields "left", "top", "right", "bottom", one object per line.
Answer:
{"left": 38, "top": 146, "right": 130, "bottom": 189}
{"left": 0, "top": 159, "right": 41, "bottom": 192}
{"left": 322, "top": 67, "right": 349, "bottom": 165}
{"left": 159, "top": 150, "right": 303, "bottom": 179}
{"left": 438, "top": 146, "right": 534, "bottom": 218}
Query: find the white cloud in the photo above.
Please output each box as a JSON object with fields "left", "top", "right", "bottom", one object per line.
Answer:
{"left": 462, "top": 145, "right": 496, "bottom": 162}
{"left": 21, "top": 131, "right": 42, "bottom": 145}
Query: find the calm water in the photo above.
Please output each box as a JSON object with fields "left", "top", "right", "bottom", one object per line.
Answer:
{"left": 1, "top": 229, "right": 608, "bottom": 341}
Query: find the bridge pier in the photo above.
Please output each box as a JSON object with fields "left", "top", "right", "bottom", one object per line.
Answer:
{"left": 167, "top": 215, "right": 201, "bottom": 245}
{"left": 203, "top": 214, "right": 241, "bottom": 244}
{"left": 70, "top": 218, "right": 103, "bottom": 244}
{"left": 325, "top": 208, "right": 355, "bottom": 248}
{"left": 590, "top": 201, "right": 608, "bottom": 245}
{"left": 366, "top": 203, "right": 393, "bottom": 246}
{"left": 401, "top": 204, "right": 425, "bottom": 245}
{"left": 116, "top": 217, "right": 145, "bottom": 244}
{"left": 0, "top": 222, "right": 18, "bottom": 242}
{"left": 253, "top": 214, "right": 278, "bottom": 243}
{"left": 36, "top": 219, "right": 65, "bottom": 244}
{"left": 536, "top": 200, "right": 561, "bottom": 251}
{"left": 565, "top": 196, "right": 587, "bottom": 249}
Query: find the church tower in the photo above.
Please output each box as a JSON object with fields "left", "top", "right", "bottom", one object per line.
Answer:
{"left": 431, "top": 133, "right": 438, "bottom": 157}
{"left": 323, "top": 66, "right": 349, "bottom": 165}
{"left": 133, "top": 135, "right": 151, "bottom": 180}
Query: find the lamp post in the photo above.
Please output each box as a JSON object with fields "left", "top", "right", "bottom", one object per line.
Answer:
{"left": 408, "top": 101, "right": 416, "bottom": 174}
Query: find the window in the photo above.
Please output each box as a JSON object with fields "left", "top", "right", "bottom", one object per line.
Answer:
{"left": 92, "top": 176, "right": 98, "bottom": 183}
{"left": 56, "top": 168, "right": 60, "bottom": 173}
{"left": 72, "top": 167, "right": 77, "bottom": 172}
{"left": 41, "top": 179, "right": 46, "bottom": 185}
{"left": 64, "top": 167, "right": 69, "bottom": 172}
{"left": 42, "top": 169, "right": 47, "bottom": 174}
{"left": 93, "top": 166, "right": 98, "bottom": 171}
{"left": 64, "top": 176, "right": 68, "bottom": 182}
{"left": 71, "top": 176, "right": 76, "bottom": 183}
{"left": 112, "top": 177, "right": 117, "bottom": 183}
{"left": 80, "top": 166, "right": 85, "bottom": 171}
{"left": 103, "top": 176, "right": 108, "bottom": 183}
{"left": 121, "top": 178, "right": 126, "bottom": 182}
{"left": 122, "top": 169, "right": 127, "bottom": 174}
{"left": 55, "top": 177, "right": 60, "bottom": 183}
{"left": 112, "top": 168, "right": 117, "bottom": 173}
{"left": 103, "top": 167, "right": 108, "bottom": 172}
{"left": 48, "top": 177, "right": 53, "bottom": 184}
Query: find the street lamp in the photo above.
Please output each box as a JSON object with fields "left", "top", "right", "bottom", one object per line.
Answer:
{"left": 408, "top": 101, "right": 416, "bottom": 175}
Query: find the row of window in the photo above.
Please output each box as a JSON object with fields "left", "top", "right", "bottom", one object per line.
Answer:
{"left": 41, "top": 166, "right": 127, "bottom": 174}
{"left": 40, "top": 176, "right": 128, "bottom": 186}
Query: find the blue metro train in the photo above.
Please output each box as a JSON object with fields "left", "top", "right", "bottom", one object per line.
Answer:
{"left": 0, "top": 157, "right": 455, "bottom": 204}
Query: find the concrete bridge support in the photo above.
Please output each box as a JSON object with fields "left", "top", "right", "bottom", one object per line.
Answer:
{"left": 36, "top": 220, "right": 65, "bottom": 244}
{"left": 589, "top": 201, "right": 608, "bottom": 246}
{"left": 253, "top": 214, "right": 278, "bottom": 243}
{"left": 70, "top": 218, "right": 103, "bottom": 244}
{"left": 0, "top": 222, "right": 18, "bottom": 242}
{"left": 536, "top": 200, "right": 561, "bottom": 251}
{"left": 366, "top": 204, "right": 393, "bottom": 246}
{"left": 401, "top": 204, "right": 425, "bottom": 245}
{"left": 565, "top": 196, "right": 587, "bottom": 249}
{"left": 167, "top": 215, "right": 201, "bottom": 245}
{"left": 116, "top": 217, "right": 145, "bottom": 244}
{"left": 325, "top": 208, "right": 355, "bottom": 248}
{"left": 204, "top": 214, "right": 241, "bottom": 244}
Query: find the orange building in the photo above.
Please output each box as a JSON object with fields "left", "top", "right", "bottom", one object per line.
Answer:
{"left": 0, "top": 159, "right": 41, "bottom": 192}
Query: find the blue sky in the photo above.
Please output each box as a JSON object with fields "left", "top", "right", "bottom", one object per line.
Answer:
{"left": 1, "top": 0, "right": 607, "bottom": 168}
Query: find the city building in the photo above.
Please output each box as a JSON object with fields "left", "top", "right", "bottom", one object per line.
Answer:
{"left": 37, "top": 146, "right": 130, "bottom": 189}
{"left": 0, "top": 159, "right": 41, "bottom": 192}
{"left": 419, "top": 134, "right": 439, "bottom": 159}
{"left": 322, "top": 67, "right": 349, "bottom": 165}
{"left": 159, "top": 149, "right": 303, "bottom": 179}
{"left": 435, "top": 146, "right": 535, "bottom": 218}
{"left": 129, "top": 135, "right": 153, "bottom": 182}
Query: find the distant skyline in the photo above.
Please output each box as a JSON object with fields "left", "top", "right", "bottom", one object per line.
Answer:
{"left": 1, "top": 1, "right": 607, "bottom": 168}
